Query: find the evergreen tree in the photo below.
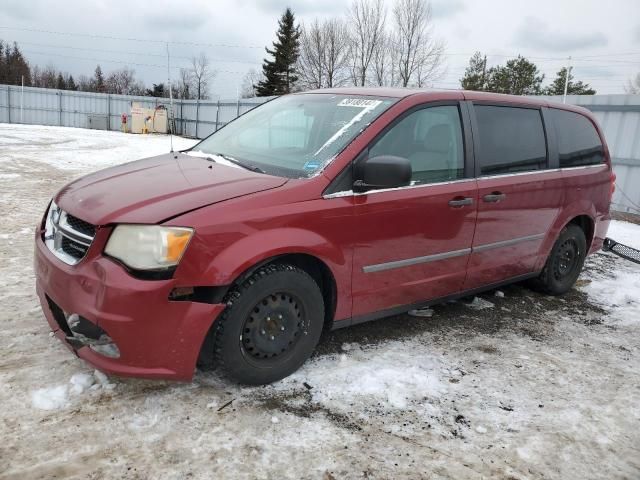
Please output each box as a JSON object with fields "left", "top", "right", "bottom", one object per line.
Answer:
{"left": 0, "top": 41, "right": 5, "bottom": 84}
{"left": 460, "top": 52, "right": 488, "bottom": 91}
{"left": 93, "top": 65, "right": 105, "bottom": 92}
{"left": 56, "top": 73, "right": 66, "bottom": 90}
{"left": 486, "top": 56, "right": 544, "bottom": 95}
{"left": 544, "top": 67, "right": 596, "bottom": 95}
{"left": 66, "top": 74, "right": 77, "bottom": 91}
{"left": 255, "top": 8, "right": 301, "bottom": 96}
{"left": 3, "top": 41, "right": 31, "bottom": 86}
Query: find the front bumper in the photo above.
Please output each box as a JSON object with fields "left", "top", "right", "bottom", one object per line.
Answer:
{"left": 34, "top": 233, "right": 225, "bottom": 381}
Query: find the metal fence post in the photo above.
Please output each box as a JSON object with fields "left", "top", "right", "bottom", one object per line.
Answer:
{"left": 107, "top": 94, "right": 111, "bottom": 131}
{"left": 236, "top": 98, "right": 240, "bottom": 117}
{"left": 179, "top": 100, "right": 184, "bottom": 136}
{"left": 58, "top": 91, "right": 63, "bottom": 126}
{"left": 215, "top": 100, "right": 220, "bottom": 131}
{"left": 195, "top": 98, "right": 200, "bottom": 138}
{"left": 7, "top": 86, "right": 11, "bottom": 124}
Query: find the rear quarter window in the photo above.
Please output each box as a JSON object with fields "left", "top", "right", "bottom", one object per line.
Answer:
{"left": 475, "top": 105, "right": 547, "bottom": 175}
{"left": 550, "top": 109, "right": 604, "bottom": 167}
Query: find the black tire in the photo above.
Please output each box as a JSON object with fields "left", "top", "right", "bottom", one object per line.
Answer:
{"left": 530, "top": 224, "right": 587, "bottom": 295}
{"left": 212, "top": 263, "right": 324, "bottom": 385}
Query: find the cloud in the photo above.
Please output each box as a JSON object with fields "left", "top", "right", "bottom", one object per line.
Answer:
{"left": 143, "top": 10, "right": 209, "bottom": 31}
{"left": 0, "top": 0, "right": 43, "bottom": 20}
{"left": 248, "top": 0, "right": 347, "bottom": 16}
{"left": 634, "top": 25, "right": 640, "bottom": 44}
{"left": 431, "top": 0, "right": 465, "bottom": 19}
{"left": 514, "top": 16, "right": 608, "bottom": 51}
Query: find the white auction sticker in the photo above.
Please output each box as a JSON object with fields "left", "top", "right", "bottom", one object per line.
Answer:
{"left": 338, "top": 98, "right": 382, "bottom": 108}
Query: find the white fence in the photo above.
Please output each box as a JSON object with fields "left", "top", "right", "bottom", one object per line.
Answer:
{"left": 0, "top": 84, "right": 269, "bottom": 139}
{"left": 1, "top": 85, "right": 638, "bottom": 213}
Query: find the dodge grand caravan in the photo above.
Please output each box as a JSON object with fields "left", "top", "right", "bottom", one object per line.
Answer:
{"left": 35, "top": 88, "right": 613, "bottom": 385}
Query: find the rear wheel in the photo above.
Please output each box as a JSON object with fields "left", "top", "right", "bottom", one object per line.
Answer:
{"left": 212, "top": 264, "right": 324, "bottom": 385}
{"left": 530, "top": 224, "right": 587, "bottom": 295}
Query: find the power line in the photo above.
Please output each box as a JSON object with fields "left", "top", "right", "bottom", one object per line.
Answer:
{"left": 17, "top": 40, "right": 260, "bottom": 65}
{"left": 23, "top": 50, "right": 247, "bottom": 75}
{"left": 0, "top": 25, "right": 262, "bottom": 49}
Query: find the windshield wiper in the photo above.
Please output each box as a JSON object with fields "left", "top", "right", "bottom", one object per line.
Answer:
{"left": 209, "top": 152, "right": 265, "bottom": 174}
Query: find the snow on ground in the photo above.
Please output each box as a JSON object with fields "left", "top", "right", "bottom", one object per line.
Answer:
{"left": 1, "top": 123, "right": 639, "bottom": 479}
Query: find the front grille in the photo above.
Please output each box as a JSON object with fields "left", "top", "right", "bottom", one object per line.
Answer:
{"left": 61, "top": 235, "right": 90, "bottom": 259}
{"left": 65, "top": 214, "right": 96, "bottom": 238}
{"left": 43, "top": 203, "right": 96, "bottom": 265}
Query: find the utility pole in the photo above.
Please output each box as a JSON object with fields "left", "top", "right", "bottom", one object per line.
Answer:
{"left": 481, "top": 55, "right": 487, "bottom": 91}
{"left": 166, "top": 42, "right": 174, "bottom": 152}
{"left": 562, "top": 56, "right": 572, "bottom": 104}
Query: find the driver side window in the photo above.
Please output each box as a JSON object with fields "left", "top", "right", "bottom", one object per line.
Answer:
{"left": 369, "top": 105, "right": 465, "bottom": 185}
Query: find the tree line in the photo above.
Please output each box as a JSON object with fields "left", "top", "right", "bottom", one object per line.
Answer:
{"left": 0, "top": 39, "right": 215, "bottom": 99}
{"left": 247, "top": 0, "right": 446, "bottom": 97}
{"left": 460, "top": 52, "right": 596, "bottom": 95}
{"left": 248, "top": 2, "right": 601, "bottom": 97}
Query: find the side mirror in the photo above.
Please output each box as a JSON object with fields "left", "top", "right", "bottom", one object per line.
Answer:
{"left": 353, "top": 155, "right": 412, "bottom": 193}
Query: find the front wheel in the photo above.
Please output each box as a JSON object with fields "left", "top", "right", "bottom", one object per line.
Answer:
{"left": 530, "top": 224, "right": 587, "bottom": 295}
{"left": 212, "top": 264, "right": 324, "bottom": 385}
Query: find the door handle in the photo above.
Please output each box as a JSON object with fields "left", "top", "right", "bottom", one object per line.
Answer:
{"left": 448, "top": 197, "right": 473, "bottom": 208}
{"left": 483, "top": 192, "right": 506, "bottom": 203}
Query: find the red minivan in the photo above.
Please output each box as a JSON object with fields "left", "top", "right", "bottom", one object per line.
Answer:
{"left": 35, "top": 88, "right": 613, "bottom": 384}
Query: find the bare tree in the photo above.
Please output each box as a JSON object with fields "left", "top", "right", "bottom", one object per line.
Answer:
{"left": 625, "top": 73, "right": 640, "bottom": 94}
{"left": 346, "top": 0, "right": 386, "bottom": 86}
{"left": 176, "top": 68, "right": 195, "bottom": 99}
{"left": 190, "top": 53, "right": 216, "bottom": 100}
{"left": 105, "top": 67, "right": 136, "bottom": 94}
{"left": 372, "top": 32, "right": 392, "bottom": 86}
{"left": 323, "top": 18, "right": 350, "bottom": 88}
{"left": 298, "top": 19, "right": 325, "bottom": 89}
{"left": 392, "top": 0, "right": 445, "bottom": 87}
{"left": 240, "top": 68, "right": 264, "bottom": 98}
{"left": 298, "top": 18, "right": 350, "bottom": 90}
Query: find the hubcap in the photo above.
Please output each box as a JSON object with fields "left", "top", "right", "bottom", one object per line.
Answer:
{"left": 241, "top": 293, "right": 305, "bottom": 360}
{"left": 553, "top": 239, "right": 579, "bottom": 280}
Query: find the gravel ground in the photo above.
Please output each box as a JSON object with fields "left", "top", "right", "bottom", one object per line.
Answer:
{"left": 0, "top": 124, "right": 639, "bottom": 480}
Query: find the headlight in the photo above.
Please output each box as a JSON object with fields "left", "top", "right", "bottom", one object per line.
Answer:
{"left": 104, "top": 225, "right": 194, "bottom": 271}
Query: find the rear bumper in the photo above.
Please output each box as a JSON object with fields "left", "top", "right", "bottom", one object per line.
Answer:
{"left": 34, "top": 234, "right": 225, "bottom": 381}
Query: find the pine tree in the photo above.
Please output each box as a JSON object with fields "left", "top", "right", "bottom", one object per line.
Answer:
{"left": 544, "top": 67, "right": 596, "bottom": 95}
{"left": 56, "top": 73, "right": 66, "bottom": 90}
{"left": 486, "top": 56, "right": 544, "bottom": 95}
{"left": 4, "top": 42, "right": 31, "bottom": 86}
{"left": 255, "top": 8, "right": 301, "bottom": 96}
{"left": 460, "top": 52, "right": 488, "bottom": 91}
{"left": 93, "top": 65, "right": 105, "bottom": 92}
{"left": 66, "top": 74, "right": 77, "bottom": 91}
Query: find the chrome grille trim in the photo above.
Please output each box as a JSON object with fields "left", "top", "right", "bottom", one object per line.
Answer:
{"left": 44, "top": 203, "right": 95, "bottom": 265}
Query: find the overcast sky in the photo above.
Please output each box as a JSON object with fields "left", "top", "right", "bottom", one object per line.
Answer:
{"left": 0, "top": 0, "right": 638, "bottom": 98}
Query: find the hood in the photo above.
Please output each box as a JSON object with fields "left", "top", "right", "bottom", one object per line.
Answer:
{"left": 55, "top": 152, "right": 288, "bottom": 225}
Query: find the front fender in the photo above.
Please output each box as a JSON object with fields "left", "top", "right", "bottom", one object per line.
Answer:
{"left": 202, "top": 227, "right": 347, "bottom": 286}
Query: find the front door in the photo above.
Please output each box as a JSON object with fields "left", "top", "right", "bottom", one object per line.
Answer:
{"left": 350, "top": 104, "right": 478, "bottom": 319}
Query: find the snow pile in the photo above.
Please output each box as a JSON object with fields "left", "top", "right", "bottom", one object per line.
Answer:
{"left": 31, "top": 385, "right": 69, "bottom": 411}
{"left": 581, "top": 220, "right": 640, "bottom": 325}
{"left": 30, "top": 370, "right": 115, "bottom": 411}
{"left": 279, "top": 341, "right": 446, "bottom": 410}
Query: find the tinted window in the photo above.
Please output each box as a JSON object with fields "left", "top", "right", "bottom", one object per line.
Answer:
{"left": 369, "top": 105, "right": 464, "bottom": 184}
{"left": 551, "top": 109, "right": 604, "bottom": 167}
{"left": 475, "top": 105, "right": 547, "bottom": 175}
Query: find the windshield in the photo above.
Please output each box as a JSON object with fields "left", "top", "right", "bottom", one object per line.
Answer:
{"left": 190, "top": 94, "right": 397, "bottom": 178}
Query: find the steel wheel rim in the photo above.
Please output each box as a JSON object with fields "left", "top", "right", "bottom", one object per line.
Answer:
{"left": 553, "top": 239, "right": 579, "bottom": 280}
{"left": 240, "top": 292, "right": 306, "bottom": 361}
